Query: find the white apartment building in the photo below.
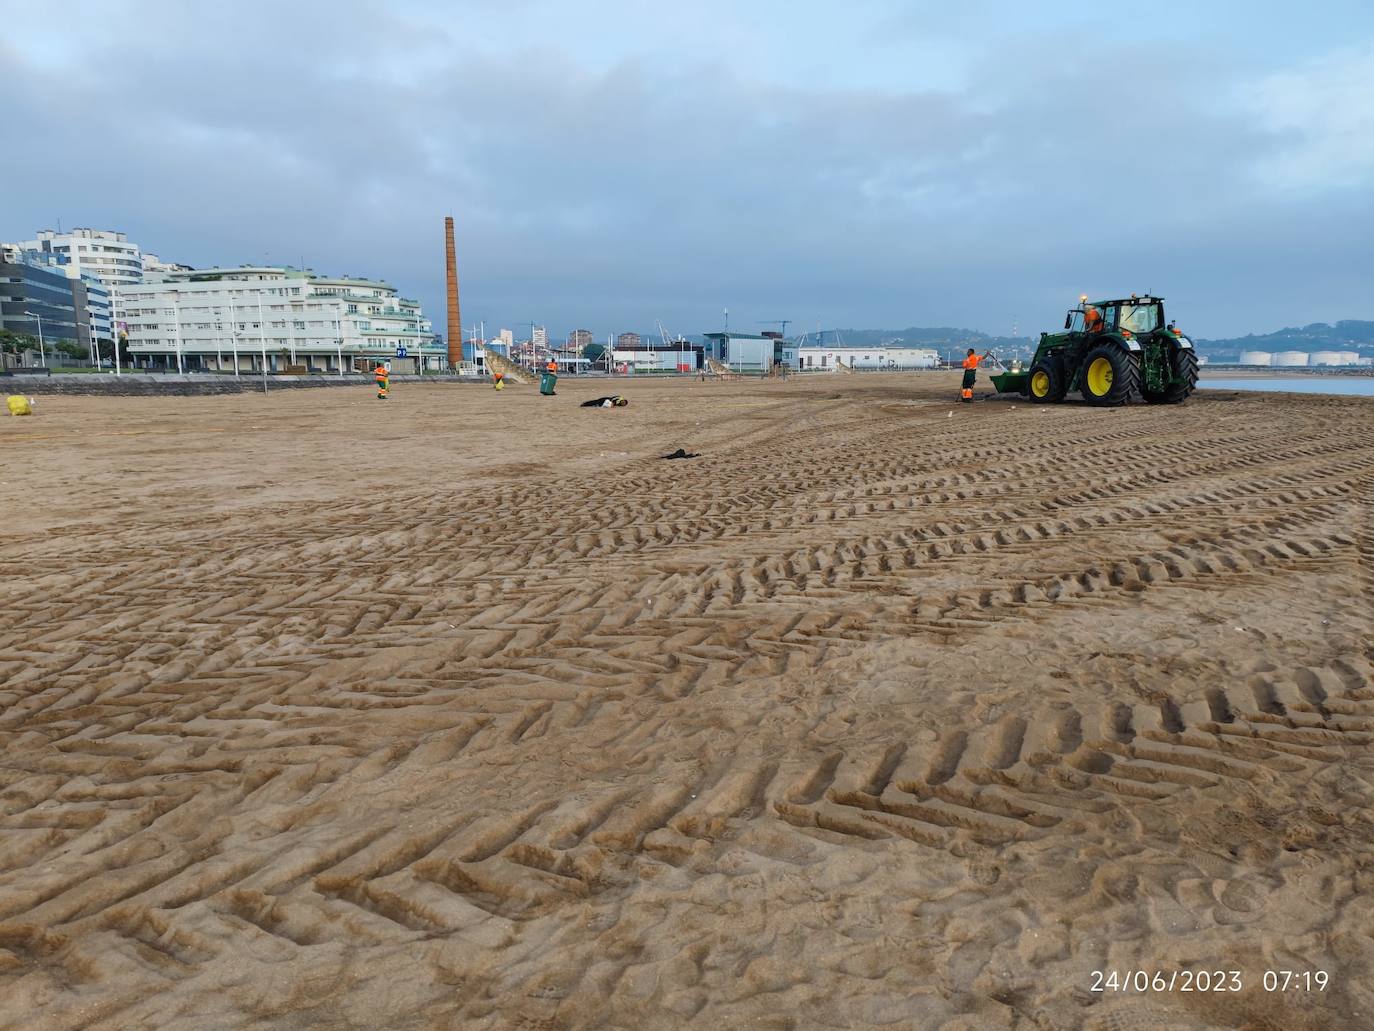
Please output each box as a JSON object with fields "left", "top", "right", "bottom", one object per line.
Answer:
{"left": 11, "top": 228, "right": 146, "bottom": 288}
{"left": 115, "top": 266, "right": 439, "bottom": 373}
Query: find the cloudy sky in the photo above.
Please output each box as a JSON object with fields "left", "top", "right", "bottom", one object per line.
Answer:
{"left": 4, "top": 0, "right": 1372, "bottom": 340}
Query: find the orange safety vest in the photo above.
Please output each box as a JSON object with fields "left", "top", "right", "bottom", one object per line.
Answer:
{"left": 962, "top": 354, "right": 981, "bottom": 370}
{"left": 1084, "top": 307, "right": 1103, "bottom": 332}
{"left": 375, "top": 367, "right": 388, "bottom": 381}
{"left": 546, "top": 361, "right": 557, "bottom": 373}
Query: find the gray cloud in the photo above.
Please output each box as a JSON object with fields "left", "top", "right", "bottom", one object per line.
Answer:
{"left": 2, "top": 1, "right": 1371, "bottom": 339}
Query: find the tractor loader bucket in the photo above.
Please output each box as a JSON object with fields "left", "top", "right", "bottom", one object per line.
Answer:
{"left": 989, "top": 371, "right": 1028, "bottom": 395}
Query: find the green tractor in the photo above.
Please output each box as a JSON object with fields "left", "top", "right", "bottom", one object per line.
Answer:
{"left": 990, "top": 295, "right": 1198, "bottom": 406}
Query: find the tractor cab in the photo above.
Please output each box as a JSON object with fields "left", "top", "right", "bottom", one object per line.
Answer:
{"left": 1065, "top": 295, "right": 1164, "bottom": 339}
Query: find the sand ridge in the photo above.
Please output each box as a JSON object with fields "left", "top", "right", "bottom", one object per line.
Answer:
{"left": 1, "top": 375, "right": 1372, "bottom": 1029}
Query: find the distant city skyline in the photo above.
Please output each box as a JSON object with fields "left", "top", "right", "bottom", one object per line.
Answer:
{"left": 4, "top": 1, "right": 1372, "bottom": 340}
{"left": 6, "top": 221, "right": 1369, "bottom": 352}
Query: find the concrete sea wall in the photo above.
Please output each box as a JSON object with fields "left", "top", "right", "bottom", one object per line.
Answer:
{"left": 3, "top": 374, "right": 480, "bottom": 397}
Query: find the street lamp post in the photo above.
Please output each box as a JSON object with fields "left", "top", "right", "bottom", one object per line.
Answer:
{"left": 227, "top": 293, "right": 240, "bottom": 377}
{"left": 289, "top": 299, "right": 299, "bottom": 368}
{"left": 22, "top": 311, "right": 47, "bottom": 367}
{"left": 413, "top": 309, "right": 424, "bottom": 376}
{"left": 170, "top": 290, "right": 184, "bottom": 374}
{"left": 257, "top": 296, "right": 268, "bottom": 394}
{"left": 335, "top": 309, "right": 344, "bottom": 377}
{"left": 111, "top": 296, "right": 121, "bottom": 376}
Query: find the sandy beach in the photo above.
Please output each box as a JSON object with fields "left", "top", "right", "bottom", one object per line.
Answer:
{"left": 2, "top": 373, "right": 1371, "bottom": 1029}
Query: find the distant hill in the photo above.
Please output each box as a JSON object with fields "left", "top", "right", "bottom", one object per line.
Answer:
{"left": 795, "top": 320, "right": 1374, "bottom": 362}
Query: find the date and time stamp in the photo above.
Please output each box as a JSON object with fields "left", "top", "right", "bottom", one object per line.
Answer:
{"left": 1090, "top": 969, "right": 1330, "bottom": 994}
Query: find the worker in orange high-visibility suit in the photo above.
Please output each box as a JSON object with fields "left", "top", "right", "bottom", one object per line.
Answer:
{"left": 960, "top": 348, "right": 982, "bottom": 402}
{"left": 1084, "top": 304, "right": 1104, "bottom": 334}
{"left": 375, "top": 362, "right": 389, "bottom": 400}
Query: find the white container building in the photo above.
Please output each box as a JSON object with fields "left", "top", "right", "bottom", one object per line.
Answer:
{"left": 1236, "top": 350, "right": 1272, "bottom": 366}
{"left": 800, "top": 345, "right": 939, "bottom": 370}
{"left": 1273, "top": 351, "right": 1309, "bottom": 367}
{"left": 611, "top": 345, "right": 702, "bottom": 372}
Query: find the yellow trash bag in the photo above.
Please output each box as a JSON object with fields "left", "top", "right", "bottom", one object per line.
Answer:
{"left": 6, "top": 395, "right": 33, "bottom": 416}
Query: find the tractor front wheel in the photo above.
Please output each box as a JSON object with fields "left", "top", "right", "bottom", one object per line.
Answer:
{"left": 1027, "top": 356, "right": 1067, "bottom": 403}
{"left": 1080, "top": 345, "right": 1141, "bottom": 407}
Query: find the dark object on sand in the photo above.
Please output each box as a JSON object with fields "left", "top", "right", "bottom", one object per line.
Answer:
{"left": 581, "top": 395, "right": 629, "bottom": 408}
{"left": 661, "top": 448, "right": 700, "bottom": 460}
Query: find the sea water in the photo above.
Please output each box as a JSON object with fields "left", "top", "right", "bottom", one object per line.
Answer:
{"left": 1199, "top": 376, "right": 1374, "bottom": 397}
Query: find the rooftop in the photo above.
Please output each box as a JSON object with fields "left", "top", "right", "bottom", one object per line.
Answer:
{"left": 35, "top": 228, "right": 129, "bottom": 242}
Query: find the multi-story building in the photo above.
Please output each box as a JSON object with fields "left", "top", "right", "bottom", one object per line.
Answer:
{"left": 498, "top": 328, "right": 514, "bottom": 347}
{"left": 9, "top": 228, "right": 146, "bottom": 289}
{"left": 116, "top": 266, "right": 438, "bottom": 373}
{"left": 531, "top": 325, "right": 547, "bottom": 350}
{"left": 1, "top": 254, "right": 81, "bottom": 356}
{"left": 0, "top": 251, "right": 111, "bottom": 365}
{"left": 567, "top": 328, "right": 593, "bottom": 353}
{"left": 616, "top": 332, "right": 642, "bottom": 349}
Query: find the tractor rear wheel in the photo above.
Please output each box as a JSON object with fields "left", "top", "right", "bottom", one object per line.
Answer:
{"left": 1027, "top": 356, "right": 1067, "bottom": 403}
{"left": 1144, "top": 347, "right": 1199, "bottom": 404}
{"left": 1080, "top": 344, "right": 1141, "bottom": 407}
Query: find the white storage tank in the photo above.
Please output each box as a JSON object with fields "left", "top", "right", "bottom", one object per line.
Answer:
{"left": 1237, "top": 350, "right": 1272, "bottom": 366}
{"left": 1273, "top": 351, "right": 1309, "bottom": 367}
{"left": 1310, "top": 350, "right": 1360, "bottom": 366}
